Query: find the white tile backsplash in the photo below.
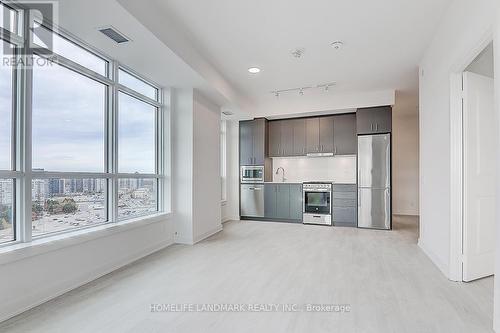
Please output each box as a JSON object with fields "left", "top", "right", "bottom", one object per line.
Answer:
{"left": 272, "top": 156, "right": 357, "bottom": 183}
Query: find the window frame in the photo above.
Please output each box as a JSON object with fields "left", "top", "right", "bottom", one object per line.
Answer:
{"left": 0, "top": 5, "right": 168, "bottom": 246}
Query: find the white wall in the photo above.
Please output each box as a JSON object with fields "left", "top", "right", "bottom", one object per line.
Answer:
{"left": 221, "top": 120, "right": 240, "bottom": 222}
{"left": 271, "top": 156, "right": 356, "bottom": 184}
{"left": 192, "top": 92, "right": 222, "bottom": 242}
{"left": 419, "top": 0, "right": 499, "bottom": 278}
{"left": 494, "top": 10, "right": 500, "bottom": 332}
{"left": 171, "top": 88, "right": 223, "bottom": 244}
{"left": 171, "top": 89, "right": 194, "bottom": 243}
{"left": 466, "top": 42, "right": 494, "bottom": 78}
{"left": 0, "top": 217, "right": 173, "bottom": 323}
{"left": 392, "top": 91, "right": 420, "bottom": 216}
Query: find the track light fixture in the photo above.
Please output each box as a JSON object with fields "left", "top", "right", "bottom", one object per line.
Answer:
{"left": 270, "top": 82, "right": 336, "bottom": 98}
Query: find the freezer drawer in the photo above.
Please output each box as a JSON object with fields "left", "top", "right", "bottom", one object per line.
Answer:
{"left": 240, "top": 184, "right": 264, "bottom": 217}
{"left": 357, "top": 188, "right": 391, "bottom": 230}
{"left": 333, "top": 207, "right": 357, "bottom": 224}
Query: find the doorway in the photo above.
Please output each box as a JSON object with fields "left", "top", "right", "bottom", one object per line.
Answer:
{"left": 460, "top": 43, "right": 496, "bottom": 282}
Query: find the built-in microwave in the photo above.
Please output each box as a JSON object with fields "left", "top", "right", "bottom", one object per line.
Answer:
{"left": 240, "top": 166, "right": 265, "bottom": 183}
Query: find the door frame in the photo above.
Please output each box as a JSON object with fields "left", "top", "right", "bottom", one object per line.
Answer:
{"left": 449, "top": 33, "right": 495, "bottom": 282}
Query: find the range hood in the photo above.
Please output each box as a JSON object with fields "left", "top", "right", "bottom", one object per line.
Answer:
{"left": 306, "top": 152, "right": 334, "bottom": 157}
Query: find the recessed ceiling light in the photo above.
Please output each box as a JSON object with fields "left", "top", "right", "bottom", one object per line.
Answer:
{"left": 331, "top": 41, "right": 344, "bottom": 50}
{"left": 291, "top": 48, "right": 305, "bottom": 58}
{"left": 248, "top": 67, "right": 261, "bottom": 74}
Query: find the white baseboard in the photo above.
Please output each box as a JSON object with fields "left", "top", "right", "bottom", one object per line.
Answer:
{"left": 418, "top": 239, "right": 450, "bottom": 279}
{"left": 222, "top": 216, "right": 239, "bottom": 223}
{"left": 0, "top": 239, "right": 173, "bottom": 324}
{"left": 193, "top": 224, "right": 223, "bottom": 244}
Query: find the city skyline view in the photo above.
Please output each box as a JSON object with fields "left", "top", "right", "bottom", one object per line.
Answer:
{"left": 0, "top": 176, "right": 157, "bottom": 242}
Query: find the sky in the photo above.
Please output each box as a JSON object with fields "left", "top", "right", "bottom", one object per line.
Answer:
{"left": 0, "top": 50, "right": 157, "bottom": 174}
{"left": 32, "top": 58, "right": 156, "bottom": 173}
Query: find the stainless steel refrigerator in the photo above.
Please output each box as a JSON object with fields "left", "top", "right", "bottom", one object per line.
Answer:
{"left": 357, "top": 134, "right": 391, "bottom": 230}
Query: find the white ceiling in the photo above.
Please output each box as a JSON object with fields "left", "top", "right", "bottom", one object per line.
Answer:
{"left": 54, "top": 0, "right": 237, "bottom": 108}
{"left": 125, "top": 0, "right": 453, "bottom": 117}
{"left": 55, "top": 0, "right": 453, "bottom": 118}
{"left": 466, "top": 43, "right": 494, "bottom": 78}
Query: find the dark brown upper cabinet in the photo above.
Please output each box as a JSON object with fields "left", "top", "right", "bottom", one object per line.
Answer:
{"left": 268, "top": 121, "right": 281, "bottom": 157}
{"left": 306, "top": 117, "right": 334, "bottom": 154}
{"left": 319, "top": 116, "right": 334, "bottom": 153}
{"left": 305, "top": 118, "right": 320, "bottom": 153}
{"left": 269, "top": 120, "right": 298, "bottom": 157}
{"left": 266, "top": 113, "right": 357, "bottom": 158}
{"left": 292, "top": 118, "right": 306, "bottom": 156}
{"left": 239, "top": 118, "right": 267, "bottom": 165}
{"left": 356, "top": 106, "right": 392, "bottom": 135}
{"left": 333, "top": 113, "right": 357, "bottom": 155}
{"left": 281, "top": 121, "right": 294, "bottom": 156}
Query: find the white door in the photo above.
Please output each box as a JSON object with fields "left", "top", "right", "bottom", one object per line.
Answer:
{"left": 463, "top": 71, "right": 496, "bottom": 282}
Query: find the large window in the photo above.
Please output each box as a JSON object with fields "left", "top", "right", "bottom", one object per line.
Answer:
{"left": 33, "top": 25, "right": 108, "bottom": 76}
{"left": 117, "top": 68, "right": 161, "bottom": 220}
{"left": 0, "top": 39, "right": 15, "bottom": 244}
{"left": 32, "top": 57, "right": 107, "bottom": 173}
{"left": 31, "top": 178, "right": 106, "bottom": 237}
{"left": 0, "top": 3, "right": 19, "bottom": 34}
{"left": 0, "top": 7, "right": 166, "bottom": 244}
{"left": 119, "top": 69, "right": 157, "bottom": 100}
{"left": 0, "top": 180, "right": 14, "bottom": 244}
{"left": 118, "top": 92, "right": 156, "bottom": 174}
{"left": 118, "top": 178, "right": 157, "bottom": 219}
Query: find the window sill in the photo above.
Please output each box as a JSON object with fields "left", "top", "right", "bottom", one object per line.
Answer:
{"left": 0, "top": 212, "right": 172, "bottom": 266}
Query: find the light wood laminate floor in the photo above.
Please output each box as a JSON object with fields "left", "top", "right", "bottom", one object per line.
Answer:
{"left": 0, "top": 216, "right": 494, "bottom": 333}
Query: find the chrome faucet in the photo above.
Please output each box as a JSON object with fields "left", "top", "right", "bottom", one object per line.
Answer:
{"left": 275, "top": 167, "right": 286, "bottom": 182}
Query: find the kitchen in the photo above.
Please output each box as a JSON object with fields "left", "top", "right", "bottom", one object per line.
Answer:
{"left": 240, "top": 106, "right": 391, "bottom": 230}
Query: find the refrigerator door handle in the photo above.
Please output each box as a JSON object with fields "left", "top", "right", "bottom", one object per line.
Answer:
{"left": 358, "top": 190, "right": 361, "bottom": 207}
